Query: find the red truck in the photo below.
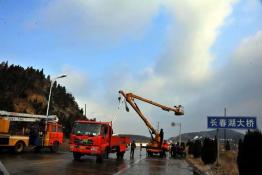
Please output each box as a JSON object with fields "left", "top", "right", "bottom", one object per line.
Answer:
{"left": 69, "top": 119, "right": 130, "bottom": 162}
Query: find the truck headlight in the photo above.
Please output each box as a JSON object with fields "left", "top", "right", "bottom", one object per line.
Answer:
{"left": 91, "top": 147, "right": 99, "bottom": 151}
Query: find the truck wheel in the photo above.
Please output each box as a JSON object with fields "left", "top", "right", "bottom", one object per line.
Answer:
{"left": 147, "top": 151, "right": 152, "bottom": 157}
{"left": 116, "top": 151, "right": 124, "bottom": 159}
{"left": 116, "top": 152, "right": 120, "bottom": 159}
{"left": 162, "top": 150, "right": 166, "bottom": 158}
{"left": 120, "top": 152, "right": 125, "bottom": 159}
{"left": 50, "top": 141, "right": 59, "bottom": 153}
{"left": 73, "top": 152, "right": 81, "bottom": 160}
{"left": 96, "top": 154, "right": 103, "bottom": 163}
{"left": 14, "top": 141, "right": 25, "bottom": 153}
{"left": 103, "top": 148, "right": 109, "bottom": 159}
{"left": 34, "top": 146, "right": 42, "bottom": 153}
{"left": 160, "top": 151, "right": 166, "bottom": 158}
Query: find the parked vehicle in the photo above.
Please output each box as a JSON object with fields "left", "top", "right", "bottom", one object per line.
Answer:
{"left": 70, "top": 119, "right": 130, "bottom": 162}
{"left": 0, "top": 110, "right": 63, "bottom": 153}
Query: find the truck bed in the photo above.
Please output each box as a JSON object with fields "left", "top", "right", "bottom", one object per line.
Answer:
{"left": 110, "top": 136, "right": 130, "bottom": 147}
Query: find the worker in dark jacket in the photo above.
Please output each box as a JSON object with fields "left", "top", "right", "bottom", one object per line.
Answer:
{"left": 160, "top": 128, "right": 164, "bottom": 146}
{"left": 130, "top": 140, "right": 136, "bottom": 159}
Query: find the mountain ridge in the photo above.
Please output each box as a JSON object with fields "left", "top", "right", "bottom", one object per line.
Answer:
{"left": 0, "top": 61, "right": 85, "bottom": 136}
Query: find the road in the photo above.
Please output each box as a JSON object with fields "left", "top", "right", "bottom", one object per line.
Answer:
{"left": 0, "top": 149, "right": 193, "bottom": 175}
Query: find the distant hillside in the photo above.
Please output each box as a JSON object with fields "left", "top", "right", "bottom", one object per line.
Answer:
{"left": 119, "top": 134, "right": 151, "bottom": 143}
{"left": 0, "top": 61, "right": 85, "bottom": 136}
{"left": 169, "top": 129, "right": 244, "bottom": 143}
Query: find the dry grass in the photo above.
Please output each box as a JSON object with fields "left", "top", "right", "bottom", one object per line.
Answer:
{"left": 187, "top": 151, "right": 239, "bottom": 175}
{"left": 218, "top": 151, "right": 238, "bottom": 175}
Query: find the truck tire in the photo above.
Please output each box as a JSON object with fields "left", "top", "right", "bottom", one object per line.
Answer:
{"left": 117, "top": 151, "right": 124, "bottom": 159}
{"left": 96, "top": 154, "right": 103, "bottom": 163}
{"left": 103, "top": 148, "right": 109, "bottom": 159}
{"left": 116, "top": 152, "right": 120, "bottom": 159}
{"left": 73, "top": 152, "right": 81, "bottom": 160}
{"left": 120, "top": 152, "right": 125, "bottom": 159}
{"left": 34, "top": 146, "right": 42, "bottom": 153}
{"left": 14, "top": 141, "right": 25, "bottom": 153}
{"left": 160, "top": 150, "right": 166, "bottom": 158}
{"left": 50, "top": 141, "right": 59, "bottom": 153}
{"left": 147, "top": 151, "right": 152, "bottom": 157}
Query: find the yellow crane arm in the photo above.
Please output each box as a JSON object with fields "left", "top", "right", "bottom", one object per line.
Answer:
{"left": 129, "top": 93, "right": 184, "bottom": 114}
{"left": 119, "top": 90, "right": 184, "bottom": 136}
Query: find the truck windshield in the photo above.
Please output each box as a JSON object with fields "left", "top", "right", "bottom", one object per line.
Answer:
{"left": 73, "top": 123, "right": 101, "bottom": 136}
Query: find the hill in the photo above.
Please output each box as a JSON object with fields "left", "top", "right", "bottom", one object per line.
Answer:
{"left": 0, "top": 61, "right": 85, "bottom": 136}
{"left": 169, "top": 129, "right": 244, "bottom": 143}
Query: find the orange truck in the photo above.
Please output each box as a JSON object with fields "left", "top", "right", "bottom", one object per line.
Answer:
{"left": 0, "top": 110, "right": 63, "bottom": 153}
{"left": 70, "top": 119, "right": 130, "bottom": 162}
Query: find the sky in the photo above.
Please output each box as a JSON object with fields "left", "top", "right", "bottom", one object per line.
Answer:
{"left": 1, "top": 0, "right": 262, "bottom": 138}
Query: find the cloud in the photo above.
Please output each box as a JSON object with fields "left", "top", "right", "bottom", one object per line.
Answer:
{"left": 57, "top": 65, "right": 92, "bottom": 98}
{"left": 35, "top": 0, "right": 262, "bottom": 137}
{"left": 37, "top": 0, "right": 160, "bottom": 44}
{"left": 157, "top": 0, "right": 237, "bottom": 80}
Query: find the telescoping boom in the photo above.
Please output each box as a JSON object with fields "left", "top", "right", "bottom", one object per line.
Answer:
{"left": 0, "top": 110, "right": 58, "bottom": 122}
{"left": 119, "top": 90, "right": 184, "bottom": 157}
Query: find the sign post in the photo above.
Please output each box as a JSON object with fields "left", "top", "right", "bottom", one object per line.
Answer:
{"left": 216, "top": 128, "right": 219, "bottom": 166}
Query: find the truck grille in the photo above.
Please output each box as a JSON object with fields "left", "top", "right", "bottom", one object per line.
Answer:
{"left": 83, "top": 139, "right": 93, "bottom": 145}
{"left": 74, "top": 138, "right": 81, "bottom": 145}
{"left": 74, "top": 138, "right": 93, "bottom": 145}
{"left": 0, "top": 138, "right": 9, "bottom": 145}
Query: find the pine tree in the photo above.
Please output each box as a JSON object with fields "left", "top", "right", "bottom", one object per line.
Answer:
{"left": 201, "top": 138, "right": 217, "bottom": 164}
{"left": 193, "top": 140, "right": 202, "bottom": 158}
{"left": 225, "top": 140, "right": 230, "bottom": 151}
{"left": 187, "top": 141, "right": 194, "bottom": 155}
{"left": 237, "top": 130, "right": 262, "bottom": 175}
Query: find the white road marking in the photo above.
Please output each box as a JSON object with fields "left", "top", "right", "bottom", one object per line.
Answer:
{"left": 30, "top": 159, "right": 66, "bottom": 165}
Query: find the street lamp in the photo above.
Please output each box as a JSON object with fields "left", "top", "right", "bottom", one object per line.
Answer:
{"left": 171, "top": 122, "right": 182, "bottom": 145}
{"left": 45, "top": 74, "right": 67, "bottom": 130}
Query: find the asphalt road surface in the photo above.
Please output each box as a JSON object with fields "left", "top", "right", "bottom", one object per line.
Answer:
{"left": 0, "top": 149, "right": 193, "bottom": 175}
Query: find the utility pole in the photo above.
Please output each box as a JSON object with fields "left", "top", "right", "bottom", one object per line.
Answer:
{"left": 85, "top": 104, "right": 87, "bottom": 118}
{"left": 45, "top": 74, "right": 67, "bottom": 147}
{"left": 216, "top": 128, "right": 219, "bottom": 166}
{"left": 178, "top": 123, "right": 181, "bottom": 145}
{"left": 224, "top": 108, "right": 226, "bottom": 147}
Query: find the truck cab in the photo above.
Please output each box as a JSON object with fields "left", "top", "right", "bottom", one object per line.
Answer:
{"left": 70, "top": 119, "right": 130, "bottom": 162}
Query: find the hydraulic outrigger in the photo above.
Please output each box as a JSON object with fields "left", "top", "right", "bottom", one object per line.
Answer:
{"left": 119, "top": 90, "right": 184, "bottom": 157}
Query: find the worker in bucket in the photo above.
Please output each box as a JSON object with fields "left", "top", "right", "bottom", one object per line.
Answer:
{"left": 130, "top": 140, "right": 136, "bottom": 159}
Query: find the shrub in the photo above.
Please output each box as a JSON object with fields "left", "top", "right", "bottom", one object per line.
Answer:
{"left": 193, "top": 140, "right": 202, "bottom": 158}
{"left": 225, "top": 140, "right": 230, "bottom": 151}
{"left": 237, "top": 130, "right": 262, "bottom": 175}
{"left": 201, "top": 138, "right": 217, "bottom": 164}
{"left": 187, "top": 141, "right": 194, "bottom": 155}
{"left": 180, "top": 142, "right": 185, "bottom": 149}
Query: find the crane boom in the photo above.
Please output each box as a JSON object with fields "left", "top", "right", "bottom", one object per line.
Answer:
{"left": 130, "top": 93, "right": 183, "bottom": 113}
{"left": 119, "top": 90, "right": 184, "bottom": 156}
{"left": 119, "top": 90, "right": 184, "bottom": 136}
{"left": 119, "top": 91, "right": 157, "bottom": 135}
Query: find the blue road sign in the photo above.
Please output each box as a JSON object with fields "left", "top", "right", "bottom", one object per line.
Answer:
{"left": 207, "top": 116, "right": 257, "bottom": 129}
